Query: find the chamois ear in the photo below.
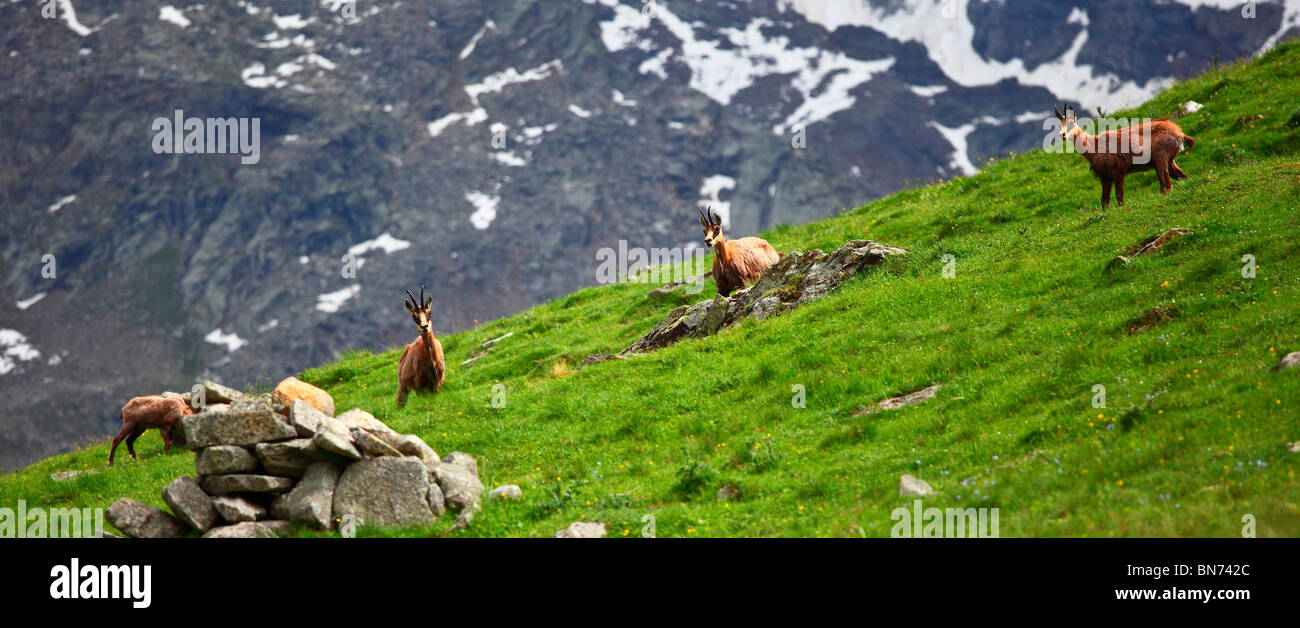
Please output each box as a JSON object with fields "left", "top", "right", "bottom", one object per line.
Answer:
{"left": 404, "top": 290, "right": 417, "bottom": 313}
{"left": 711, "top": 211, "right": 721, "bottom": 226}
{"left": 697, "top": 206, "right": 708, "bottom": 227}
{"left": 1065, "top": 104, "right": 1076, "bottom": 120}
{"left": 1053, "top": 104, "right": 1064, "bottom": 120}
{"left": 420, "top": 284, "right": 432, "bottom": 311}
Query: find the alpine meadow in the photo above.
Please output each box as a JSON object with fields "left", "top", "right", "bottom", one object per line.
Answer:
{"left": 5, "top": 39, "right": 1299, "bottom": 540}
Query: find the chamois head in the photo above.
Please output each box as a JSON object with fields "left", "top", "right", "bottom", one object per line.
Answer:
{"left": 404, "top": 285, "right": 434, "bottom": 336}
{"left": 698, "top": 206, "right": 724, "bottom": 248}
{"left": 1054, "top": 104, "right": 1083, "bottom": 143}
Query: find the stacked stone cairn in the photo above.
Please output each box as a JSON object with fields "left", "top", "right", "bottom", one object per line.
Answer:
{"left": 105, "top": 378, "right": 484, "bottom": 538}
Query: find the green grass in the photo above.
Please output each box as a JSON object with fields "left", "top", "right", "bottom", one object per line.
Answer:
{"left": 5, "top": 42, "right": 1300, "bottom": 538}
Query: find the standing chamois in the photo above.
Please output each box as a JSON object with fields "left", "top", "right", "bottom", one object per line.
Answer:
{"left": 1055, "top": 104, "right": 1194, "bottom": 208}
{"left": 108, "top": 395, "right": 193, "bottom": 466}
{"left": 698, "top": 206, "right": 781, "bottom": 297}
{"left": 396, "top": 285, "right": 446, "bottom": 407}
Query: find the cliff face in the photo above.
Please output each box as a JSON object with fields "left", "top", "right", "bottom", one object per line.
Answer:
{"left": 1, "top": 0, "right": 1294, "bottom": 470}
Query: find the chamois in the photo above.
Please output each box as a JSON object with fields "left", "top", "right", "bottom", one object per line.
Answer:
{"left": 108, "top": 395, "right": 193, "bottom": 466}
{"left": 396, "top": 285, "right": 446, "bottom": 407}
{"left": 698, "top": 206, "right": 781, "bottom": 297}
{"left": 1055, "top": 104, "right": 1194, "bottom": 208}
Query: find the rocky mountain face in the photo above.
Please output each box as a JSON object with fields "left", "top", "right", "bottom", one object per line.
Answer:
{"left": 1, "top": 0, "right": 1296, "bottom": 470}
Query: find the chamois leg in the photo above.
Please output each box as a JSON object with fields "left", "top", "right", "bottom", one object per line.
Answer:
{"left": 108, "top": 421, "right": 133, "bottom": 466}
{"left": 1155, "top": 161, "right": 1172, "bottom": 193}
{"left": 1169, "top": 157, "right": 1188, "bottom": 180}
{"left": 1100, "top": 179, "right": 1112, "bottom": 209}
{"left": 396, "top": 386, "right": 408, "bottom": 408}
{"left": 125, "top": 426, "right": 146, "bottom": 460}
{"left": 160, "top": 424, "right": 174, "bottom": 455}
{"left": 1115, "top": 175, "right": 1126, "bottom": 206}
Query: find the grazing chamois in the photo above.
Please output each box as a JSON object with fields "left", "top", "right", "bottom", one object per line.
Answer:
{"left": 108, "top": 395, "right": 193, "bottom": 466}
{"left": 1055, "top": 104, "right": 1194, "bottom": 208}
{"left": 698, "top": 206, "right": 781, "bottom": 297}
{"left": 396, "top": 285, "right": 446, "bottom": 407}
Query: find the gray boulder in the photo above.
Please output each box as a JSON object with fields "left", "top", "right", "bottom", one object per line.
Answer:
{"left": 289, "top": 399, "right": 328, "bottom": 437}
{"left": 1274, "top": 351, "right": 1300, "bottom": 371}
{"left": 337, "top": 408, "right": 394, "bottom": 434}
{"left": 202, "top": 520, "right": 292, "bottom": 538}
{"left": 899, "top": 474, "right": 937, "bottom": 497}
{"left": 333, "top": 457, "right": 435, "bottom": 529}
{"left": 254, "top": 439, "right": 318, "bottom": 478}
{"left": 278, "top": 462, "right": 341, "bottom": 531}
{"left": 195, "top": 445, "right": 258, "bottom": 476}
{"left": 352, "top": 429, "right": 402, "bottom": 458}
{"left": 211, "top": 496, "right": 266, "bottom": 523}
{"left": 428, "top": 482, "right": 447, "bottom": 517}
{"left": 182, "top": 401, "right": 297, "bottom": 449}
{"left": 160, "top": 476, "right": 219, "bottom": 532}
{"left": 311, "top": 417, "right": 362, "bottom": 460}
{"left": 434, "top": 462, "right": 483, "bottom": 512}
{"left": 106, "top": 498, "right": 190, "bottom": 538}
{"left": 488, "top": 484, "right": 522, "bottom": 501}
{"left": 394, "top": 434, "right": 440, "bottom": 473}
{"left": 441, "top": 451, "right": 479, "bottom": 476}
{"left": 196, "top": 380, "right": 248, "bottom": 406}
{"left": 201, "top": 474, "right": 295, "bottom": 495}
{"left": 554, "top": 521, "right": 606, "bottom": 538}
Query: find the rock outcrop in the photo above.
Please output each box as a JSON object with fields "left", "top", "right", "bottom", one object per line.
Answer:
{"left": 623, "top": 240, "right": 905, "bottom": 354}
{"left": 1106, "top": 228, "right": 1193, "bottom": 271}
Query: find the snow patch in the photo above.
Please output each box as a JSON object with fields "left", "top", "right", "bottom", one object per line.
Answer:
{"left": 16, "top": 293, "right": 47, "bottom": 310}
{"left": 568, "top": 104, "right": 593, "bottom": 118}
{"left": 699, "top": 175, "right": 736, "bottom": 227}
{"left": 272, "top": 13, "right": 313, "bottom": 30}
{"left": 347, "top": 232, "right": 412, "bottom": 257}
{"left": 927, "top": 120, "right": 978, "bottom": 176}
{"left": 490, "top": 151, "right": 528, "bottom": 167}
{"left": 910, "top": 85, "right": 948, "bottom": 98}
{"left": 776, "top": 0, "right": 1180, "bottom": 111}
{"left": 611, "top": 89, "right": 638, "bottom": 107}
{"left": 241, "top": 63, "right": 287, "bottom": 89}
{"left": 465, "top": 192, "right": 500, "bottom": 230}
{"left": 159, "top": 6, "right": 191, "bottom": 28}
{"left": 0, "top": 329, "right": 41, "bottom": 375}
{"left": 464, "top": 60, "right": 564, "bottom": 101}
{"left": 593, "top": 5, "right": 894, "bottom": 133}
{"left": 48, "top": 195, "right": 77, "bottom": 213}
{"left": 460, "top": 20, "right": 496, "bottom": 60}
{"left": 55, "top": 1, "right": 97, "bottom": 37}
{"left": 205, "top": 328, "right": 247, "bottom": 353}
{"left": 316, "top": 285, "right": 361, "bottom": 313}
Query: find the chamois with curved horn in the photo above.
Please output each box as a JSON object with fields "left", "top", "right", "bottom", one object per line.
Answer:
{"left": 1054, "top": 103, "right": 1194, "bottom": 208}
{"left": 698, "top": 205, "right": 781, "bottom": 297}
{"left": 396, "top": 285, "right": 446, "bottom": 407}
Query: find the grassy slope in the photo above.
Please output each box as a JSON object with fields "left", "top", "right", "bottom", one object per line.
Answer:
{"left": 5, "top": 43, "right": 1299, "bottom": 538}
